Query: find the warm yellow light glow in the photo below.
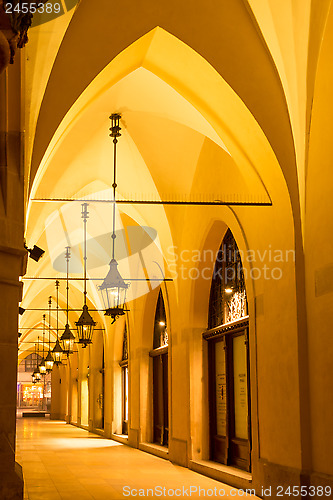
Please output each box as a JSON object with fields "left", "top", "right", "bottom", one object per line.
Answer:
{"left": 225, "top": 288, "right": 233, "bottom": 294}
{"left": 159, "top": 321, "right": 165, "bottom": 326}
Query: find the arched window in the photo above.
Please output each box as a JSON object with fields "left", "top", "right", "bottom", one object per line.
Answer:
{"left": 204, "top": 229, "right": 251, "bottom": 471}
{"left": 18, "top": 353, "right": 42, "bottom": 373}
{"left": 150, "top": 289, "right": 169, "bottom": 446}
{"left": 209, "top": 229, "right": 247, "bottom": 328}
{"left": 153, "top": 290, "right": 168, "bottom": 349}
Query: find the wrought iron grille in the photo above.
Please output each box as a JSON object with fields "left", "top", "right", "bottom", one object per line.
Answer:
{"left": 208, "top": 229, "right": 247, "bottom": 328}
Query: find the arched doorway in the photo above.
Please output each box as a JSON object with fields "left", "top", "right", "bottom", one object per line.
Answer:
{"left": 17, "top": 353, "right": 47, "bottom": 410}
{"left": 204, "top": 229, "right": 251, "bottom": 471}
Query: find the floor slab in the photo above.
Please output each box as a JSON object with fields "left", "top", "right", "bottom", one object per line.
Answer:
{"left": 16, "top": 418, "right": 259, "bottom": 499}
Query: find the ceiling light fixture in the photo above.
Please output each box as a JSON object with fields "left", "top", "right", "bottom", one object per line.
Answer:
{"left": 45, "top": 297, "right": 54, "bottom": 373}
{"left": 75, "top": 203, "right": 96, "bottom": 347}
{"left": 61, "top": 247, "right": 76, "bottom": 356}
{"left": 39, "top": 316, "right": 47, "bottom": 375}
{"left": 32, "top": 342, "right": 41, "bottom": 382}
{"left": 52, "top": 280, "right": 63, "bottom": 365}
{"left": 99, "top": 114, "right": 129, "bottom": 324}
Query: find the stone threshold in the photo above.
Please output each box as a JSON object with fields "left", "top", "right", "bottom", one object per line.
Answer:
{"left": 139, "top": 442, "right": 169, "bottom": 460}
{"left": 111, "top": 433, "right": 129, "bottom": 445}
{"left": 190, "top": 459, "right": 253, "bottom": 490}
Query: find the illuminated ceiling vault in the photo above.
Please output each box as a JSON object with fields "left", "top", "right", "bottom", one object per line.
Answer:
{"left": 19, "top": 0, "right": 332, "bottom": 358}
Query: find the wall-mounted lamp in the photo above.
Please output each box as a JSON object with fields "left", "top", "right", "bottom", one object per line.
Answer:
{"left": 24, "top": 243, "right": 45, "bottom": 262}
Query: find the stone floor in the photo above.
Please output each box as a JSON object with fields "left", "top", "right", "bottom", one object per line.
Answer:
{"left": 16, "top": 418, "right": 259, "bottom": 499}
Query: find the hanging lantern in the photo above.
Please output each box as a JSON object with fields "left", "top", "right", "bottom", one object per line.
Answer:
{"left": 99, "top": 113, "right": 130, "bottom": 323}
{"left": 33, "top": 368, "right": 41, "bottom": 382}
{"left": 39, "top": 320, "right": 47, "bottom": 375}
{"left": 75, "top": 305, "right": 96, "bottom": 348}
{"left": 60, "top": 246, "right": 76, "bottom": 355}
{"left": 39, "top": 358, "right": 46, "bottom": 375}
{"left": 45, "top": 350, "right": 54, "bottom": 373}
{"left": 52, "top": 338, "right": 63, "bottom": 365}
{"left": 45, "top": 297, "right": 54, "bottom": 372}
{"left": 99, "top": 259, "right": 129, "bottom": 323}
{"left": 52, "top": 280, "right": 63, "bottom": 364}
{"left": 61, "top": 323, "right": 75, "bottom": 356}
{"left": 76, "top": 204, "right": 96, "bottom": 347}
{"left": 32, "top": 340, "right": 41, "bottom": 381}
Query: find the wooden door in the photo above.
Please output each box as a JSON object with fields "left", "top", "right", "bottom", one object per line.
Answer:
{"left": 122, "top": 364, "right": 128, "bottom": 435}
{"left": 153, "top": 352, "right": 169, "bottom": 446}
{"left": 208, "top": 327, "right": 251, "bottom": 471}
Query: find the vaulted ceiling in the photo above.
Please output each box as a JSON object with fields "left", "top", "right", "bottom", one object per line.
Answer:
{"left": 19, "top": 0, "right": 333, "bottom": 358}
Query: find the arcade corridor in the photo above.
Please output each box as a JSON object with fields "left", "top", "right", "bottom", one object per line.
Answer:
{"left": 16, "top": 418, "right": 259, "bottom": 499}
{"left": 1, "top": 0, "right": 333, "bottom": 497}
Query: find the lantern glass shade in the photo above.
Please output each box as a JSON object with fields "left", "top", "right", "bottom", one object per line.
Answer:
{"left": 34, "top": 369, "right": 41, "bottom": 381}
{"left": 52, "top": 339, "right": 63, "bottom": 365}
{"left": 60, "top": 324, "right": 75, "bottom": 355}
{"left": 99, "top": 259, "right": 129, "bottom": 322}
{"left": 75, "top": 305, "right": 96, "bottom": 347}
{"left": 110, "top": 113, "right": 121, "bottom": 136}
{"left": 39, "top": 359, "right": 46, "bottom": 375}
{"left": 45, "top": 350, "right": 54, "bottom": 372}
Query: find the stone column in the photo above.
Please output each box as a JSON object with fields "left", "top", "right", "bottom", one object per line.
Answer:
{"left": 0, "top": 54, "right": 25, "bottom": 498}
{"left": 0, "top": 248, "right": 25, "bottom": 499}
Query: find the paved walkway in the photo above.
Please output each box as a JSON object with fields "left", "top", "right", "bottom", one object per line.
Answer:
{"left": 16, "top": 418, "right": 259, "bottom": 499}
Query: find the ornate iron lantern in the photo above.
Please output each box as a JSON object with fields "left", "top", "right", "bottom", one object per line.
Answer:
{"left": 52, "top": 280, "right": 63, "bottom": 365}
{"left": 45, "top": 350, "right": 54, "bottom": 373}
{"left": 32, "top": 368, "right": 41, "bottom": 382}
{"left": 61, "top": 323, "right": 75, "bottom": 356}
{"left": 99, "top": 259, "right": 129, "bottom": 324}
{"left": 76, "top": 204, "right": 96, "bottom": 347}
{"left": 39, "top": 315, "right": 47, "bottom": 375}
{"left": 52, "top": 339, "right": 63, "bottom": 365}
{"left": 99, "top": 114, "right": 129, "bottom": 323}
{"left": 60, "top": 247, "right": 75, "bottom": 355}
{"left": 45, "top": 297, "right": 54, "bottom": 373}
{"left": 32, "top": 342, "right": 41, "bottom": 381}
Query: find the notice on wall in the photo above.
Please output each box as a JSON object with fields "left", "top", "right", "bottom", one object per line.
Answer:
{"left": 215, "top": 341, "right": 227, "bottom": 436}
{"left": 233, "top": 335, "right": 248, "bottom": 440}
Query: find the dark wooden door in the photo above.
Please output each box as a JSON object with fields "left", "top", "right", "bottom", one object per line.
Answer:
{"left": 210, "top": 337, "right": 228, "bottom": 464}
{"left": 122, "top": 364, "right": 128, "bottom": 435}
{"left": 209, "top": 327, "right": 251, "bottom": 471}
{"left": 153, "top": 353, "right": 169, "bottom": 446}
